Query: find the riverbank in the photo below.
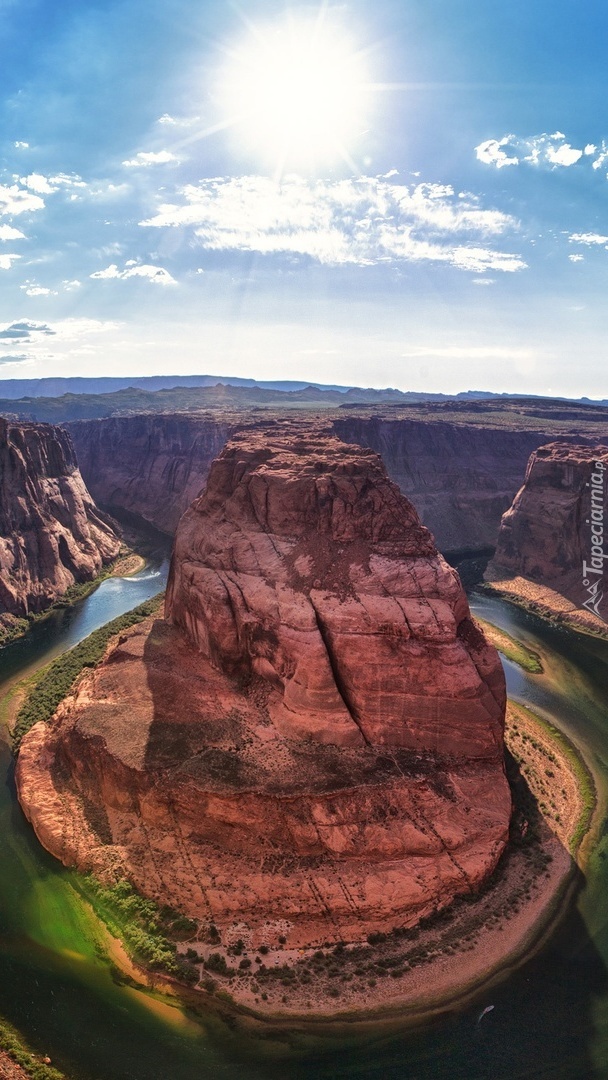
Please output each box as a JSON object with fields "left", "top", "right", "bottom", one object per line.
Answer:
{"left": 483, "top": 577, "right": 608, "bottom": 642}
{"left": 9, "top": 593, "right": 163, "bottom": 750}
{"left": 0, "top": 547, "right": 146, "bottom": 652}
{"left": 475, "top": 616, "right": 543, "bottom": 673}
{"left": 0, "top": 1018, "right": 65, "bottom": 1080}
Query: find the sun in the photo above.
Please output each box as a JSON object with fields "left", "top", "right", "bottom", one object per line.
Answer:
{"left": 217, "top": 13, "right": 371, "bottom": 171}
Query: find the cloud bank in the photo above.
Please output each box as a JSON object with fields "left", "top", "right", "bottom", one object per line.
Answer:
{"left": 140, "top": 175, "right": 525, "bottom": 273}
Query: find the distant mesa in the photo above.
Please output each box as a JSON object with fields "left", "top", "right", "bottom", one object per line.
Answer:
{"left": 17, "top": 424, "right": 511, "bottom": 949}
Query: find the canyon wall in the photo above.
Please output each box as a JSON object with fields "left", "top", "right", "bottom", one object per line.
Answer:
{"left": 68, "top": 414, "right": 236, "bottom": 535}
{"left": 332, "top": 417, "right": 547, "bottom": 552}
{"left": 486, "top": 442, "right": 608, "bottom": 627}
{"left": 0, "top": 418, "right": 120, "bottom": 622}
{"left": 69, "top": 412, "right": 552, "bottom": 551}
{"left": 17, "top": 426, "right": 511, "bottom": 946}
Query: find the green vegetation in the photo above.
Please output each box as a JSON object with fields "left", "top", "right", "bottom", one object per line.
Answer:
{"left": 12, "top": 593, "right": 164, "bottom": 751}
{"left": 515, "top": 704, "right": 595, "bottom": 855}
{"left": 0, "top": 614, "right": 30, "bottom": 649}
{"left": 475, "top": 617, "right": 543, "bottom": 673}
{"left": 0, "top": 1017, "right": 65, "bottom": 1080}
{"left": 79, "top": 876, "right": 198, "bottom": 984}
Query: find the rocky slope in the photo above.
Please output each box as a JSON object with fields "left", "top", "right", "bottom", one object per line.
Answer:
{"left": 0, "top": 419, "right": 120, "bottom": 626}
{"left": 17, "top": 425, "right": 510, "bottom": 948}
{"left": 485, "top": 442, "right": 608, "bottom": 629}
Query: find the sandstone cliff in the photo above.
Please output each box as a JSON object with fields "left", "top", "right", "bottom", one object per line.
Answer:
{"left": 331, "top": 416, "right": 548, "bottom": 552}
{"left": 17, "top": 427, "right": 510, "bottom": 948}
{"left": 68, "top": 415, "right": 235, "bottom": 535}
{"left": 0, "top": 419, "right": 120, "bottom": 625}
{"left": 485, "top": 442, "right": 608, "bottom": 629}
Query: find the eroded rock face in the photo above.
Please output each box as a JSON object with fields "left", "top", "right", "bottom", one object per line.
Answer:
{"left": 332, "top": 416, "right": 549, "bottom": 552}
{"left": 0, "top": 418, "right": 120, "bottom": 621}
{"left": 69, "top": 415, "right": 236, "bottom": 534}
{"left": 17, "top": 428, "right": 510, "bottom": 947}
{"left": 486, "top": 442, "right": 608, "bottom": 624}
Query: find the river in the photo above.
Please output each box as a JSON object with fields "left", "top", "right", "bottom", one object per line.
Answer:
{"left": 1, "top": 579, "right": 608, "bottom": 1079}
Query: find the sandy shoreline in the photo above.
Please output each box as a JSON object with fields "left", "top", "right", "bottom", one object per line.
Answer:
{"left": 483, "top": 577, "right": 608, "bottom": 641}
{"left": 77, "top": 828, "right": 575, "bottom": 1038}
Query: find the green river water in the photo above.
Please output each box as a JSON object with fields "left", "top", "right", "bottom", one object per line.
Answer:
{"left": 1, "top": 577, "right": 608, "bottom": 1079}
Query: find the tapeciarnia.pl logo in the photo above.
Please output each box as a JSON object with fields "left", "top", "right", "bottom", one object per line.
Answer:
{"left": 582, "top": 460, "right": 606, "bottom": 619}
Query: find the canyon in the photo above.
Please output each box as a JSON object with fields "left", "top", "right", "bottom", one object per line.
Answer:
{"left": 68, "top": 397, "right": 608, "bottom": 553}
{"left": 486, "top": 441, "right": 608, "bottom": 632}
{"left": 16, "top": 425, "right": 511, "bottom": 951}
{"left": 0, "top": 418, "right": 120, "bottom": 635}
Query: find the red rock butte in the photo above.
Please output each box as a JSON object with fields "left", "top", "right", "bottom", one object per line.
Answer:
{"left": 17, "top": 426, "right": 511, "bottom": 947}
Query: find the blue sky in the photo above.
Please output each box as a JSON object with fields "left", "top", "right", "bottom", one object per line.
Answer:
{"left": 1, "top": 0, "right": 607, "bottom": 395}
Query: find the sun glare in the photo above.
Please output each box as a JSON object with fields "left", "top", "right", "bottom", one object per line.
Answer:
{"left": 218, "top": 14, "right": 371, "bottom": 171}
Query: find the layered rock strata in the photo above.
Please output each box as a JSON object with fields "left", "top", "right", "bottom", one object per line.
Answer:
{"left": 331, "top": 416, "right": 550, "bottom": 552}
{"left": 0, "top": 419, "right": 120, "bottom": 623}
{"left": 68, "top": 415, "right": 236, "bottom": 535}
{"left": 486, "top": 442, "right": 608, "bottom": 630}
{"left": 17, "top": 429, "right": 510, "bottom": 947}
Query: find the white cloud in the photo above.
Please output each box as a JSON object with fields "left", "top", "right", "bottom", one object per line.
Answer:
{"left": 14, "top": 141, "right": 29, "bottom": 149}
{"left": 61, "top": 279, "right": 82, "bottom": 290}
{"left": 0, "top": 353, "right": 30, "bottom": 365}
{"left": 0, "top": 253, "right": 21, "bottom": 269}
{"left": 0, "top": 184, "right": 44, "bottom": 215}
{"left": 52, "top": 317, "right": 119, "bottom": 340}
{"left": 140, "top": 175, "right": 524, "bottom": 274}
{"left": 122, "top": 150, "right": 179, "bottom": 168}
{"left": 569, "top": 254, "right": 584, "bottom": 262}
{"left": 545, "top": 143, "right": 583, "bottom": 166}
{"left": 20, "top": 282, "right": 57, "bottom": 296}
{"left": 19, "top": 172, "right": 87, "bottom": 194}
{"left": 90, "top": 262, "right": 177, "bottom": 285}
{"left": 157, "top": 113, "right": 199, "bottom": 127}
{"left": 0, "top": 224, "right": 25, "bottom": 241}
{"left": 589, "top": 142, "right": 608, "bottom": 172}
{"left": 569, "top": 232, "right": 608, "bottom": 247}
{"left": 401, "top": 345, "right": 537, "bottom": 360}
{"left": 475, "top": 138, "right": 519, "bottom": 169}
{"left": 476, "top": 131, "right": 608, "bottom": 172}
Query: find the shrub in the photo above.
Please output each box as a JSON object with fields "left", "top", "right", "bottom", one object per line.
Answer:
{"left": 204, "top": 953, "right": 229, "bottom": 976}
{"left": 13, "top": 594, "right": 163, "bottom": 751}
